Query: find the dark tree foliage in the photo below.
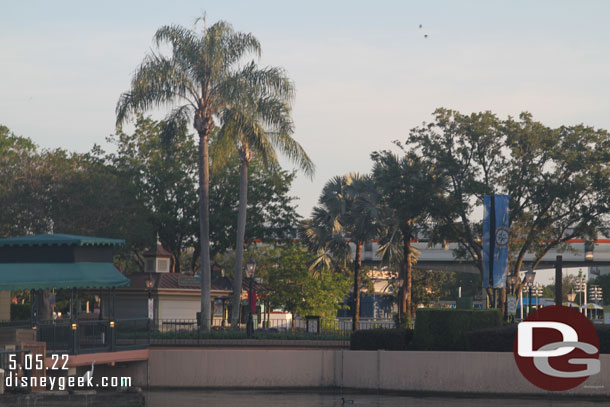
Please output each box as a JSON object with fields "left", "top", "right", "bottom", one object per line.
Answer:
{"left": 209, "top": 155, "right": 301, "bottom": 257}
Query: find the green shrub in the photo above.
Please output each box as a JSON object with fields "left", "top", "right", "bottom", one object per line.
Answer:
{"left": 464, "top": 324, "right": 517, "bottom": 352}
{"left": 411, "top": 308, "right": 502, "bottom": 351}
{"left": 10, "top": 303, "right": 31, "bottom": 321}
{"left": 464, "top": 323, "right": 610, "bottom": 354}
{"left": 350, "top": 328, "right": 414, "bottom": 350}
{"left": 456, "top": 297, "right": 473, "bottom": 310}
{"left": 596, "top": 325, "right": 610, "bottom": 354}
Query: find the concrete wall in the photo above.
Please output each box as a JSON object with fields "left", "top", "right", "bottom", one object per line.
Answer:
{"left": 146, "top": 348, "right": 610, "bottom": 397}
{"left": 148, "top": 349, "right": 338, "bottom": 388}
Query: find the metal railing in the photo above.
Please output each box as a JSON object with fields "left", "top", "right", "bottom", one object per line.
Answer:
{"left": 0, "top": 317, "right": 395, "bottom": 353}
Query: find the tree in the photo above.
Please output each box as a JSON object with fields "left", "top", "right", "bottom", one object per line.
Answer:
{"left": 301, "top": 173, "right": 380, "bottom": 330}
{"left": 209, "top": 156, "right": 302, "bottom": 257}
{"left": 371, "top": 143, "right": 445, "bottom": 319}
{"left": 116, "top": 19, "right": 278, "bottom": 331}
{"left": 258, "top": 245, "right": 350, "bottom": 320}
{"left": 0, "top": 125, "right": 48, "bottom": 236}
{"left": 109, "top": 115, "right": 199, "bottom": 273}
{"left": 409, "top": 108, "right": 610, "bottom": 310}
{"left": 214, "top": 62, "right": 314, "bottom": 328}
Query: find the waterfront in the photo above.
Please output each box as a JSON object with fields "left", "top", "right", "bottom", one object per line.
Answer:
{"left": 145, "top": 390, "right": 608, "bottom": 407}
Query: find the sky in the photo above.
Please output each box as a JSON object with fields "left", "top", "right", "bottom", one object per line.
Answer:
{"left": 3, "top": 0, "right": 610, "bottom": 220}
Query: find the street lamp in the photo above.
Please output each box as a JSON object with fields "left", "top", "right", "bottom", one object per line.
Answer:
{"left": 524, "top": 269, "right": 536, "bottom": 315}
{"left": 589, "top": 285, "right": 603, "bottom": 303}
{"left": 245, "top": 257, "right": 257, "bottom": 338}
{"left": 508, "top": 274, "right": 522, "bottom": 320}
{"left": 534, "top": 283, "right": 543, "bottom": 309}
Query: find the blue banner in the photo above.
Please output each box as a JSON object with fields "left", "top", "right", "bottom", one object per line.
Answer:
{"left": 483, "top": 194, "right": 509, "bottom": 289}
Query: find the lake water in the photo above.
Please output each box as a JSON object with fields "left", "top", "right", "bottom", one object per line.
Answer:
{"left": 145, "top": 390, "right": 607, "bottom": 407}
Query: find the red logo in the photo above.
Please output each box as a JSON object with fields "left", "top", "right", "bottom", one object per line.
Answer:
{"left": 513, "top": 305, "right": 600, "bottom": 391}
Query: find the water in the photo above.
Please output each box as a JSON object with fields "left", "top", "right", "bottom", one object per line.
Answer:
{"left": 145, "top": 390, "right": 607, "bottom": 407}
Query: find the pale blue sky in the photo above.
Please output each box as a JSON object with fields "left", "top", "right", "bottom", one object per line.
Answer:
{"left": 2, "top": 1, "right": 610, "bottom": 216}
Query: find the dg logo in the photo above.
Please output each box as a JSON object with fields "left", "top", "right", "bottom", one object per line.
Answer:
{"left": 514, "top": 305, "right": 600, "bottom": 391}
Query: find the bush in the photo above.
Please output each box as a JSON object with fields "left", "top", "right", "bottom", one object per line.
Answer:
{"left": 464, "top": 324, "right": 517, "bottom": 352}
{"left": 10, "top": 303, "right": 31, "bottom": 321}
{"left": 464, "top": 323, "right": 610, "bottom": 354}
{"left": 597, "top": 325, "right": 610, "bottom": 354}
{"left": 350, "top": 328, "right": 414, "bottom": 350}
{"left": 411, "top": 308, "right": 502, "bottom": 351}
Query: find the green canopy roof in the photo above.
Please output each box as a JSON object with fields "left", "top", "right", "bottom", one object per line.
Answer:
{"left": 0, "top": 262, "right": 130, "bottom": 290}
{"left": 0, "top": 234, "right": 125, "bottom": 248}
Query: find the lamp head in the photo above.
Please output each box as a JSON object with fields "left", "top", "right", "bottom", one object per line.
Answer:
{"left": 246, "top": 257, "right": 257, "bottom": 279}
{"left": 524, "top": 269, "right": 536, "bottom": 285}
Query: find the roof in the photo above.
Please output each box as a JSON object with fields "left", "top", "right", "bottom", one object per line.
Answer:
{"left": 143, "top": 242, "right": 172, "bottom": 258}
{"left": 0, "top": 262, "right": 130, "bottom": 290}
{"left": 0, "top": 234, "right": 125, "bottom": 248}
{"left": 127, "top": 273, "right": 233, "bottom": 292}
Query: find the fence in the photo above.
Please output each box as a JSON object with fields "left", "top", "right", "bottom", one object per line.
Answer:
{"left": 114, "top": 317, "right": 395, "bottom": 348}
{"left": 0, "top": 317, "right": 395, "bottom": 353}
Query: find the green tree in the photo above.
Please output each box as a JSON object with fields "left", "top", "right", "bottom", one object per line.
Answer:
{"left": 371, "top": 143, "right": 445, "bottom": 319}
{"left": 301, "top": 173, "right": 380, "bottom": 330}
{"left": 209, "top": 156, "right": 302, "bottom": 257}
{"left": 214, "top": 68, "right": 314, "bottom": 327}
{"left": 116, "top": 19, "right": 278, "bottom": 331}
{"left": 260, "top": 245, "right": 350, "bottom": 320}
{"left": 109, "top": 115, "right": 199, "bottom": 273}
{"left": 409, "top": 109, "right": 610, "bottom": 310}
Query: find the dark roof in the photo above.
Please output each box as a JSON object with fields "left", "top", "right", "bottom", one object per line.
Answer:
{"left": 143, "top": 243, "right": 172, "bottom": 258}
{"left": 0, "top": 234, "right": 125, "bottom": 248}
{"left": 127, "top": 273, "right": 233, "bottom": 292}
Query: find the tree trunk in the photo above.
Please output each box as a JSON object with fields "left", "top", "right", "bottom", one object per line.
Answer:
{"left": 405, "top": 235, "right": 413, "bottom": 320}
{"left": 231, "top": 150, "right": 250, "bottom": 328}
{"left": 399, "top": 260, "right": 407, "bottom": 322}
{"left": 197, "top": 127, "right": 212, "bottom": 332}
{"left": 352, "top": 242, "right": 363, "bottom": 331}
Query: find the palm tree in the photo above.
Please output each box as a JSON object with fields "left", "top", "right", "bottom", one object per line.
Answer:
{"left": 371, "top": 147, "right": 445, "bottom": 321}
{"left": 214, "top": 66, "right": 314, "bottom": 328}
{"left": 301, "top": 173, "right": 380, "bottom": 330}
{"left": 116, "top": 19, "right": 276, "bottom": 331}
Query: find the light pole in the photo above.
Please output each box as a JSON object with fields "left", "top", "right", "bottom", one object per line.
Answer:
{"left": 589, "top": 285, "right": 603, "bottom": 304}
{"left": 576, "top": 269, "right": 586, "bottom": 314}
{"left": 524, "top": 269, "right": 536, "bottom": 316}
{"left": 508, "top": 274, "right": 520, "bottom": 320}
{"left": 534, "top": 282, "right": 543, "bottom": 309}
{"left": 245, "top": 257, "right": 257, "bottom": 338}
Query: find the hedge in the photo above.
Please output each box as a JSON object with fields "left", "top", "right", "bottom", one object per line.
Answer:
{"left": 464, "top": 324, "right": 517, "bottom": 352}
{"left": 465, "top": 323, "right": 610, "bottom": 354}
{"left": 350, "top": 328, "right": 414, "bottom": 350}
{"left": 10, "top": 303, "right": 31, "bottom": 321}
{"left": 411, "top": 308, "right": 502, "bottom": 351}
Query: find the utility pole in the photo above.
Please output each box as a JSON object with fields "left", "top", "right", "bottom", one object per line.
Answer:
{"left": 555, "top": 255, "right": 562, "bottom": 306}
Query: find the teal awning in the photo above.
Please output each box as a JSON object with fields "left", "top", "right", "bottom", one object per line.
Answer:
{"left": 0, "top": 234, "right": 124, "bottom": 248}
{"left": 0, "top": 262, "right": 130, "bottom": 290}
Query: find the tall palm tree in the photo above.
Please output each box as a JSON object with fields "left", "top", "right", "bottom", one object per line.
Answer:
{"left": 116, "top": 19, "right": 277, "bottom": 331}
{"left": 372, "top": 148, "right": 445, "bottom": 321}
{"left": 214, "top": 66, "right": 314, "bottom": 328}
{"left": 301, "top": 173, "right": 380, "bottom": 330}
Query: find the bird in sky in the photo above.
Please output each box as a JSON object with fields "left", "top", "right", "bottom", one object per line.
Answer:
{"left": 424, "top": 34, "right": 428, "bottom": 38}
{"left": 419, "top": 24, "right": 423, "bottom": 28}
